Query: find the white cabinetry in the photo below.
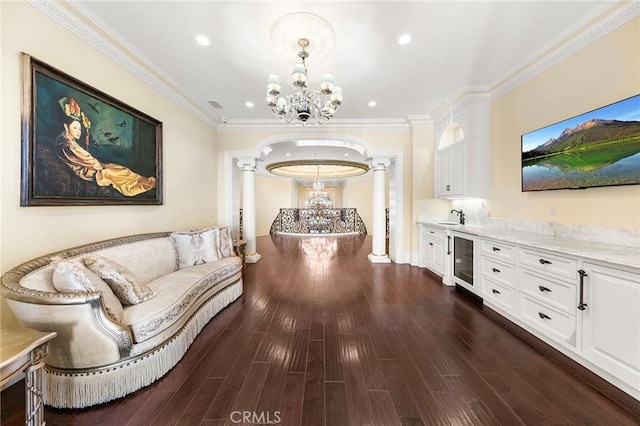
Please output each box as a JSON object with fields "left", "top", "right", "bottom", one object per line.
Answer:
{"left": 465, "top": 235, "right": 640, "bottom": 400}
{"left": 479, "top": 238, "right": 516, "bottom": 314}
{"left": 434, "top": 94, "right": 490, "bottom": 199}
{"left": 436, "top": 137, "right": 489, "bottom": 199}
{"left": 517, "top": 247, "right": 578, "bottom": 348}
{"left": 437, "top": 142, "right": 464, "bottom": 197}
{"left": 580, "top": 262, "right": 640, "bottom": 395}
{"left": 419, "top": 225, "right": 447, "bottom": 276}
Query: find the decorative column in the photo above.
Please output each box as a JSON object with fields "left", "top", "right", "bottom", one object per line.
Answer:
{"left": 237, "top": 159, "right": 261, "bottom": 263}
{"left": 368, "top": 158, "right": 391, "bottom": 263}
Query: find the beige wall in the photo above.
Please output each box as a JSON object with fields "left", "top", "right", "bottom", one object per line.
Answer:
{"left": 1, "top": 2, "right": 218, "bottom": 327}
{"left": 255, "top": 175, "right": 293, "bottom": 235}
{"left": 489, "top": 18, "right": 640, "bottom": 228}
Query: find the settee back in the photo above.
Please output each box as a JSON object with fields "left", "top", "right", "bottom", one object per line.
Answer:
{"left": 2, "top": 232, "right": 175, "bottom": 303}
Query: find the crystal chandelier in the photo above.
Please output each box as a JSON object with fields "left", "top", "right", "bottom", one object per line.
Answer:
{"left": 305, "top": 165, "right": 333, "bottom": 208}
{"left": 266, "top": 38, "right": 343, "bottom": 125}
{"left": 307, "top": 179, "right": 332, "bottom": 209}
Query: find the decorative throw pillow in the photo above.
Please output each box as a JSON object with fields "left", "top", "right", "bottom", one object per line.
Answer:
{"left": 83, "top": 255, "right": 156, "bottom": 305}
{"left": 170, "top": 227, "right": 222, "bottom": 269}
{"left": 219, "top": 226, "right": 235, "bottom": 258}
{"left": 52, "top": 260, "right": 124, "bottom": 323}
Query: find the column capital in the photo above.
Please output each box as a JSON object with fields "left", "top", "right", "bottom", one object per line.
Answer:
{"left": 237, "top": 159, "right": 256, "bottom": 171}
{"left": 370, "top": 157, "right": 391, "bottom": 171}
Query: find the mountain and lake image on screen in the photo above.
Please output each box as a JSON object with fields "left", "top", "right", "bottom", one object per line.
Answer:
{"left": 521, "top": 94, "right": 640, "bottom": 192}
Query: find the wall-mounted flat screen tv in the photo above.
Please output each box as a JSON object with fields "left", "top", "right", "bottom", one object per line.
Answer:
{"left": 522, "top": 94, "right": 640, "bottom": 192}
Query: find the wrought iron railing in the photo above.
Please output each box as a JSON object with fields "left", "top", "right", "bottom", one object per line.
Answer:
{"left": 270, "top": 208, "right": 367, "bottom": 236}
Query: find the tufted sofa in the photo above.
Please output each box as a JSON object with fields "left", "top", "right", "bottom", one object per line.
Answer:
{"left": 0, "top": 230, "right": 243, "bottom": 409}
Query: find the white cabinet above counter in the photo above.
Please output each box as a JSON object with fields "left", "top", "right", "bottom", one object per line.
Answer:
{"left": 415, "top": 220, "right": 640, "bottom": 400}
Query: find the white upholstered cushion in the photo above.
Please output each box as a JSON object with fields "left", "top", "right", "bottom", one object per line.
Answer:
{"left": 84, "top": 255, "right": 156, "bottom": 305}
{"left": 52, "top": 261, "right": 124, "bottom": 323}
{"left": 170, "top": 228, "right": 222, "bottom": 269}
{"left": 123, "top": 257, "right": 241, "bottom": 343}
{"left": 219, "top": 226, "right": 235, "bottom": 258}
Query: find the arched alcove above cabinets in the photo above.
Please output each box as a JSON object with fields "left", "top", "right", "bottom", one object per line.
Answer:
{"left": 439, "top": 123, "right": 465, "bottom": 149}
{"left": 434, "top": 95, "right": 491, "bottom": 199}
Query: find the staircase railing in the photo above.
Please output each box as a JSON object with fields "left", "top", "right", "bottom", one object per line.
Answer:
{"left": 270, "top": 208, "right": 367, "bottom": 236}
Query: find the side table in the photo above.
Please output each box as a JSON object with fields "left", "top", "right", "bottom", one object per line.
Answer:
{"left": 233, "top": 239, "right": 247, "bottom": 269}
{"left": 1, "top": 328, "right": 56, "bottom": 426}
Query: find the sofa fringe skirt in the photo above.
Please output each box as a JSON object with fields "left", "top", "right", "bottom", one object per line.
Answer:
{"left": 44, "top": 281, "right": 243, "bottom": 409}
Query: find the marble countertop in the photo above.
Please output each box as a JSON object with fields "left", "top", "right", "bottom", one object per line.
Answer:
{"left": 418, "top": 222, "right": 640, "bottom": 269}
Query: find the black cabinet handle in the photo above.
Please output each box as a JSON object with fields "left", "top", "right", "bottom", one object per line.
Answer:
{"left": 538, "top": 312, "right": 551, "bottom": 320}
{"left": 429, "top": 231, "right": 435, "bottom": 234}
{"left": 578, "top": 269, "right": 588, "bottom": 311}
{"left": 538, "top": 285, "right": 552, "bottom": 292}
{"left": 447, "top": 236, "right": 451, "bottom": 255}
{"left": 429, "top": 242, "right": 434, "bottom": 246}
{"left": 539, "top": 259, "right": 552, "bottom": 265}
{"left": 492, "top": 247, "right": 501, "bottom": 252}
{"left": 492, "top": 289, "right": 501, "bottom": 295}
{"left": 492, "top": 267, "right": 501, "bottom": 273}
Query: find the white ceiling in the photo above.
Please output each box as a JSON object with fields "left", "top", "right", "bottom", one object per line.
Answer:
{"left": 74, "top": 1, "right": 612, "bottom": 126}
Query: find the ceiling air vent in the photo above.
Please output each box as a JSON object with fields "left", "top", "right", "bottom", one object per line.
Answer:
{"left": 208, "top": 100, "right": 223, "bottom": 109}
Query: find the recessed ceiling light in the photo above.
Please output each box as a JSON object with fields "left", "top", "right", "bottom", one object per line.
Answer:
{"left": 195, "top": 35, "right": 210, "bottom": 46}
{"left": 344, "top": 153, "right": 349, "bottom": 156}
{"left": 245, "top": 101, "right": 254, "bottom": 108}
{"left": 398, "top": 34, "right": 412, "bottom": 45}
{"left": 285, "top": 153, "right": 291, "bottom": 157}
{"left": 368, "top": 101, "right": 377, "bottom": 107}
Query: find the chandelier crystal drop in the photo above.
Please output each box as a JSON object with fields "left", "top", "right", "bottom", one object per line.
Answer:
{"left": 266, "top": 38, "right": 342, "bottom": 125}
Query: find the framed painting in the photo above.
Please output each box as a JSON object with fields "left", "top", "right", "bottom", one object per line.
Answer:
{"left": 20, "top": 53, "right": 163, "bottom": 206}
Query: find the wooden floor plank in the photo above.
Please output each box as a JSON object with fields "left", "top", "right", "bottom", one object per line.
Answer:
{"left": 301, "top": 340, "right": 325, "bottom": 426}
{"left": 368, "top": 390, "right": 402, "bottom": 426}
{"left": 204, "top": 332, "right": 264, "bottom": 420}
{"left": 279, "top": 372, "right": 305, "bottom": 426}
{"left": 228, "top": 361, "right": 271, "bottom": 416}
{"left": 325, "top": 382, "right": 349, "bottom": 426}
{"left": 176, "top": 378, "right": 225, "bottom": 426}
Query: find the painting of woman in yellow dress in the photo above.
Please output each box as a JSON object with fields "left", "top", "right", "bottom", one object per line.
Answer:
{"left": 56, "top": 97, "right": 156, "bottom": 197}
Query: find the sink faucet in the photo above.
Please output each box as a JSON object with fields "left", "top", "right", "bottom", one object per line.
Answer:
{"left": 451, "top": 209, "right": 465, "bottom": 225}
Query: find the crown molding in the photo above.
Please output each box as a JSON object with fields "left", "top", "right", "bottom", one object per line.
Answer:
{"left": 217, "top": 118, "right": 411, "bottom": 132}
{"left": 26, "top": 0, "right": 220, "bottom": 129}
{"left": 490, "top": 1, "right": 640, "bottom": 101}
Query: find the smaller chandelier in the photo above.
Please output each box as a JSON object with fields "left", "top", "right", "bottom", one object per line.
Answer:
{"left": 266, "top": 38, "right": 342, "bottom": 125}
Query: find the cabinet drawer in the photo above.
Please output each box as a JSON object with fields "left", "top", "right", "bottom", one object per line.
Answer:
{"left": 480, "top": 256, "right": 515, "bottom": 288}
{"left": 519, "top": 294, "right": 576, "bottom": 347}
{"left": 482, "top": 277, "right": 515, "bottom": 313}
{"left": 480, "top": 239, "right": 516, "bottom": 262}
{"left": 519, "top": 269, "right": 576, "bottom": 314}
{"left": 518, "top": 247, "right": 577, "bottom": 282}
{"left": 422, "top": 227, "right": 445, "bottom": 241}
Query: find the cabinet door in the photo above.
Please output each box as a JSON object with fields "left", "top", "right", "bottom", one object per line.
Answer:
{"left": 437, "top": 149, "right": 452, "bottom": 195}
{"left": 437, "top": 143, "right": 465, "bottom": 197}
{"left": 581, "top": 263, "right": 640, "bottom": 391}
{"left": 421, "top": 237, "right": 435, "bottom": 268}
{"left": 449, "top": 143, "right": 465, "bottom": 195}
{"left": 432, "top": 239, "right": 445, "bottom": 275}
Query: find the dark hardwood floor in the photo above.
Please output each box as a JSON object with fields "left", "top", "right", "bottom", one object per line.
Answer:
{"left": 2, "top": 235, "right": 639, "bottom": 425}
